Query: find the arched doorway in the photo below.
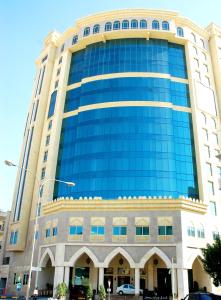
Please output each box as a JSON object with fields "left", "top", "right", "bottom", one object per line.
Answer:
{"left": 103, "top": 249, "right": 135, "bottom": 294}
{"left": 69, "top": 252, "right": 98, "bottom": 296}
{"left": 189, "top": 256, "right": 211, "bottom": 292}
{"left": 38, "top": 252, "right": 55, "bottom": 296}
{"left": 139, "top": 248, "right": 172, "bottom": 297}
{"left": 142, "top": 254, "right": 171, "bottom": 297}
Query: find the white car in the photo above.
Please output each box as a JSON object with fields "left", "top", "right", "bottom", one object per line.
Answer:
{"left": 116, "top": 284, "right": 143, "bottom": 295}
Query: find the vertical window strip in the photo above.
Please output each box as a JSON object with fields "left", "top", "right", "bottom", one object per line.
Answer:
{"left": 14, "top": 127, "right": 34, "bottom": 221}
{"left": 33, "top": 100, "right": 39, "bottom": 122}
{"left": 29, "top": 102, "right": 35, "bottom": 124}
{"left": 23, "top": 113, "right": 29, "bottom": 136}
{"left": 35, "top": 69, "right": 42, "bottom": 97}
{"left": 38, "top": 65, "right": 46, "bottom": 95}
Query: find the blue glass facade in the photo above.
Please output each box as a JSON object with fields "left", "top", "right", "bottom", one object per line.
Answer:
{"left": 53, "top": 38, "right": 198, "bottom": 200}
{"left": 68, "top": 39, "right": 187, "bottom": 84}
{"left": 64, "top": 78, "right": 190, "bottom": 113}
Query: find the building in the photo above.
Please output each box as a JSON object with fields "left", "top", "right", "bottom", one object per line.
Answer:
{"left": 0, "top": 211, "right": 10, "bottom": 294}
{"left": 2, "top": 9, "right": 221, "bottom": 299}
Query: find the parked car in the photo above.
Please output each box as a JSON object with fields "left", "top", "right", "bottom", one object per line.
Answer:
{"left": 182, "top": 292, "right": 221, "bottom": 300}
{"left": 116, "top": 284, "right": 143, "bottom": 295}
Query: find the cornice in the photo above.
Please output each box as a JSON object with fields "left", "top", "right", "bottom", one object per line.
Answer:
{"left": 43, "top": 198, "right": 207, "bottom": 216}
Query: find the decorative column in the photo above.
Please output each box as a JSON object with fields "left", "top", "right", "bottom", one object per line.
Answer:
{"left": 135, "top": 268, "right": 140, "bottom": 295}
{"left": 177, "top": 268, "right": 189, "bottom": 299}
{"left": 53, "top": 266, "right": 64, "bottom": 296}
{"left": 99, "top": 267, "right": 104, "bottom": 286}
{"left": 64, "top": 266, "right": 70, "bottom": 287}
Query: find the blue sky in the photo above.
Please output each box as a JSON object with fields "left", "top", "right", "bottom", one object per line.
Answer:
{"left": 1, "top": 0, "right": 221, "bottom": 211}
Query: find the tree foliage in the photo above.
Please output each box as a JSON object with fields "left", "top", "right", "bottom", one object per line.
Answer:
{"left": 201, "top": 236, "right": 221, "bottom": 287}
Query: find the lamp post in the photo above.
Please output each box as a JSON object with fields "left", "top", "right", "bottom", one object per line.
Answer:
{"left": 4, "top": 160, "right": 75, "bottom": 300}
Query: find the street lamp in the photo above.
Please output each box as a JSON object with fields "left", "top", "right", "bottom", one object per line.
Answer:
{"left": 4, "top": 160, "right": 75, "bottom": 300}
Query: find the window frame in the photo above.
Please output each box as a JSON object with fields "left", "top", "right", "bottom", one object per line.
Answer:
{"left": 90, "top": 225, "right": 105, "bottom": 236}
{"left": 152, "top": 20, "right": 160, "bottom": 30}
{"left": 131, "top": 19, "right": 138, "bottom": 29}
{"left": 158, "top": 225, "right": 173, "bottom": 236}
{"left": 93, "top": 24, "right": 100, "bottom": 34}
{"left": 177, "top": 27, "right": 184, "bottom": 37}
{"left": 136, "top": 226, "right": 149, "bottom": 236}
{"left": 105, "top": 22, "right": 112, "bottom": 32}
{"left": 83, "top": 27, "right": 90, "bottom": 37}
{"left": 113, "top": 226, "right": 127, "bottom": 236}
{"left": 113, "top": 21, "right": 120, "bottom": 30}
{"left": 72, "top": 35, "right": 78, "bottom": 45}
{"left": 69, "top": 225, "right": 83, "bottom": 235}
{"left": 162, "top": 21, "right": 169, "bottom": 31}
{"left": 122, "top": 20, "right": 129, "bottom": 30}
{"left": 140, "top": 19, "right": 147, "bottom": 29}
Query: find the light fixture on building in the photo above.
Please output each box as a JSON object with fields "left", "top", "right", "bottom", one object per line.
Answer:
{"left": 86, "top": 257, "right": 91, "bottom": 265}
{"left": 119, "top": 258, "right": 124, "bottom": 265}
{"left": 153, "top": 259, "right": 158, "bottom": 265}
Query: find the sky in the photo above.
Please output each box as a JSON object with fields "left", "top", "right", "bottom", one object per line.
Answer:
{"left": 1, "top": 0, "right": 221, "bottom": 212}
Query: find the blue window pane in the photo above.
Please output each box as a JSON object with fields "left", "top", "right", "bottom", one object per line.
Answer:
{"left": 83, "top": 27, "right": 90, "bottom": 37}
{"left": 131, "top": 19, "right": 138, "bottom": 29}
{"left": 166, "top": 226, "right": 173, "bottom": 235}
{"left": 72, "top": 35, "right": 78, "bottom": 45}
{"left": 158, "top": 226, "right": 165, "bottom": 235}
{"left": 136, "top": 227, "right": 142, "bottom": 235}
{"left": 152, "top": 20, "right": 159, "bottom": 30}
{"left": 113, "top": 227, "right": 119, "bottom": 235}
{"left": 105, "top": 22, "right": 112, "bottom": 32}
{"left": 122, "top": 20, "right": 129, "bottom": 29}
{"left": 121, "top": 227, "right": 127, "bottom": 235}
{"left": 98, "top": 226, "right": 105, "bottom": 235}
{"left": 140, "top": 20, "right": 147, "bottom": 29}
{"left": 113, "top": 21, "right": 120, "bottom": 30}
{"left": 46, "top": 229, "right": 50, "bottom": 237}
{"left": 76, "top": 226, "right": 83, "bottom": 235}
{"left": 93, "top": 24, "right": 100, "bottom": 34}
{"left": 48, "top": 91, "right": 57, "bottom": 118}
{"left": 69, "top": 225, "right": 82, "bottom": 235}
{"left": 162, "top": 21, "right": 169, "bottom": 31}
{"left": 91, "top": 226, "right": 97, "bottom": 235}
{"left": 53, "top": 227, "right": 58, "bottom": 236}
{"left": 177, "top": 27, "right": 184, "bottom": 37}
{"left": 35, "top": 231, "right": 39, "bottom": 240}
{"left": 143, "top": 227, "right": 149, "bottom": 235}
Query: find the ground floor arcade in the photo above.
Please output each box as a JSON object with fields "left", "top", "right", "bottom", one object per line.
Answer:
{"left": 34, "top": 245, "right": 216, "bottom": 299}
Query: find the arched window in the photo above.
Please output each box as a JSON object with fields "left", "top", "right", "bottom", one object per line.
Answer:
{"left": 131, "top": 19, "right": 138, "bottom": 29}
{"left": 140, "top": 20, "right": 147, "bottom": 29}
{"left": 187, "top": 222, "right": 195, "bottom": 237}
{"left": 162, "top": 21, "right": 169, "bottom": 31}
{"left": 122, "top": 20, "right": 129, "bottom": 29}
{"left": 152, "top": 20, "right": 160, "bottom": 30}
{"left": 177, "top": 27, "right": 184, "bottom": 37}
{"left": 93, "top": 24, "right": 100, "bottom": 34}
{"left": 191, "top": 32, "right": 196, "bottom": 43}
{"left": 201, "top": 112, "right": 206, "bottom": 125}
{"left": 83, "top": 27, "right": 90, "bottom": 37}
{"left": 197, "top": 224, "right": 205, "bottom": 238}
{"left": 105, "top": 22, "right": 112, "bottom": 32}
{"left": 113, "top": 21, "right": 120, "bottom": 30}
{"left": 210, "top": 118, "right": 216, "bottom": 129}
{"left": 200, "top": 38, "right": 205, "bottom": 49}
{"left": 72, "top": 35, "right": 78, "bottom": 45}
